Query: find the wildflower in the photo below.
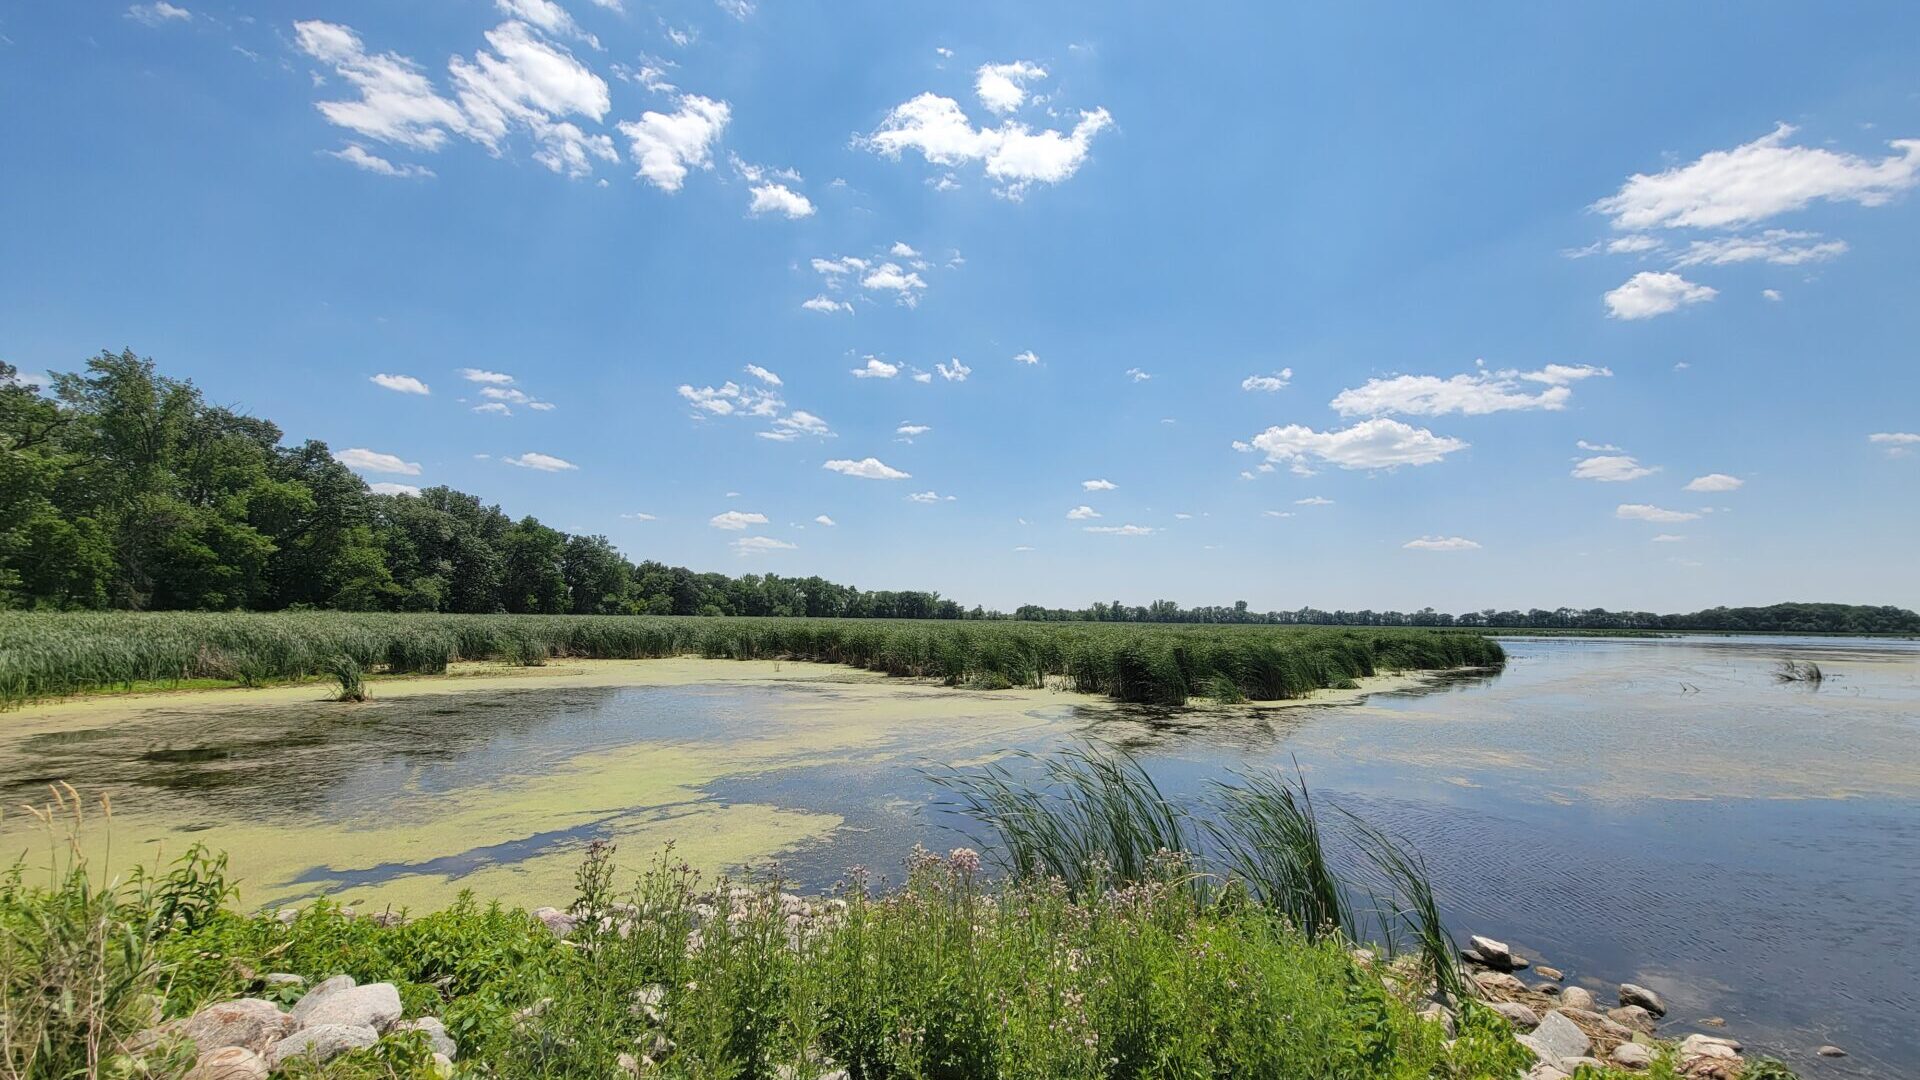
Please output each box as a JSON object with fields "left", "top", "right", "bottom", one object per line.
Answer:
{"left": 947, "top": 847, "right": 982, "bottom": 877}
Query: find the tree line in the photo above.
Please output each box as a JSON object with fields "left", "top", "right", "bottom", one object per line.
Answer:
{"left": 4, "top": 351, "right": 1914, "bottom": 634}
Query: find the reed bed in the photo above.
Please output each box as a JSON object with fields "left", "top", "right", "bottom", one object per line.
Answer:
{"left": 0, "top": 613, "right": 1502, "bottom": 710}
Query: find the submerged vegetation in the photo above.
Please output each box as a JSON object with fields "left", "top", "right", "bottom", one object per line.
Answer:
{"left": 0, "top": 612, "right": 1502, "bottom": 709}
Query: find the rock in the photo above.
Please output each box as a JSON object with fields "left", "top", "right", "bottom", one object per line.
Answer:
{"left": 1610, "top": 1042, "right": 1655, "bottom": 1070}
{"left": 617, "top": 1052, "right": 641, "bottom": 1076}
{"left": 431, "top": 1052, "right": 455, "bottom": 1077}
{"left": 184, "top": 1046, "right": 269, "bottom": 1080}
{"left": 1558, "top": 986, "right": 1596, "bottom": 1011}
{"left": 273, "top": 908, "right": 300, "bottom": 926}
{"left": 1473, "top": 971, "right": 1529, "bottom": 995}
{"left": 1608, "top": 1004, "right": 1657, "bottom": 1032}
{"left": 1534, "top": 965, "right": 1564, "bottom": 981}
{"left": 1557, "top": 1006, "right": 1634, "bottom": 1041}
{"left": 1468, "top": 935, "right": 1516, "bottom": 971}
{"left": 1524, "top": 1062, "right": 1570, "bottom": 1080}
{"left": 1528, "top": 1010, "right": 1593, "bottom": 1063}
{"left": 262, "top": 973, "right": 305, "bottom": 990}
{"left": 267, "top": 1024, "right": 378, "bottom": 1067}
{"left": 1490, "top": 1001, "right": 1540, "bottom": 1029}
{"left": 1684, "top": 1033, "right": 1742, "bottom": 1052}
{"left": 1818, "top": 1045, "right": 1847, "bottom": 1058}
{"left": 395, "top": 1017, "right": 457, "bottom": 1059}
{"left": 367, "top": 911, "right": 405, "bottom": 928}
{"left": 1562, "top": 1057, "right": 1605, "bottom": 1072}
{"left": 289, "top": 975, "right": 356, "bottom": 1025}
{"left": 293, "top": 983, "right": 401, "bottom": 1033}
{"left": 1678, "top": 1035, "right": 1739, "bottom": 1062}
{"left": 179, "top": 998, "right": 292, "bottom": 1054}
{"left": 1533, "top": 982, "right": 1562, "bottom": 996}
{"left": 1419, "top": 1003, "right": 1455, "bottom": 1037}
{"left": 1700, "top": 1016, "right": 1726, "bottom": 1027}
{"left": 1618, "top": 983, "right": 1667, "bottom": 1017}
{"left": 1350, "top": 948, "right": 1376, "bottom": 967}
{"left": 532, "top": 906, "right": 576, "bottom": 937}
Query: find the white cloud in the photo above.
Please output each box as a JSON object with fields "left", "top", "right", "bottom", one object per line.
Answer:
{"left": 974, "top": 60, "right": 1047, "bottom": 114}
{"left": 1084, "top": 524, "right": 1154, "bottom": 536}
{"left": 617, "top": 94, "right": 729, "bottom": 191}
{"left": 814, "top": 515, "right": 835, "bottom": 526}
{"left": 715, "top": 0, "right": 754, "bottom": 20}
{"left": 851, "top": 357, "right": 899, "bottom": 379}
{"left": 1762, "top": 288, "right": 1783, "bottom": 302}
{"left": 368, "top": 481, "right": 421, "bottom": 496}
{"left": 1331, "top": 363, "right": 1609, "bottom": 417}
{"left": 1616, "top": 503, "right": 1700, "bottom": 523}
{"left": 1651, "top": 533, "right": 1687, "bottom": 543}
{"left": 732, "top": 535, "right": 795, "bottom": 555}
{"left": 748, "top": 182, "right": 815, "bottom": 218}
{"left": 935, "top": 358, "right": 971, "bottom": 382}
{"left": 910, "top": 372, "right": 933, "bottom": 384}
{"left": 504, "top": 451, "right": 578, "bottom": 471}
{"left": 1577, "top": 439, "right": 1622, "bottom": 452}
{"left": 495, "top": 0, "right": 600, "bottom": 49}
{"left": 744, "top": 364, "right": 781, "bottom": 386}
{"left": 620, "top": 512, "right": 657, "bottom": 520}
{"left": 1671, "top": 229, "right": 1848, "bottom": 268}
{"left": 1403, "top": 536, "right": 1481, "bottom": 551}
{"left": 448, "top": 21, "right": 619, "bottom": 178}
{"left": 128, "top": 2, "right": 191, "bottom": 24}
{"left": 1066, "top": 505, "right": 1100, "bottom": 520}
{"left": 801, "top": 296, "right": 853, "bottom": 314}
{"left": 1295, "top": 496, "right": 1333, "bottom": 506}
{"left": 328, "top": 144, "right": 435, "bottom": 178}
{"left": 896, "top": 423, "right": 930, "bottom": 437}
{"left": 761, "top": 410, "right": 833, "bottom": 441}
{"left": 678, "top": 380, "right": 780, "bottom": 417}
{"left": 1125, "top": 368, "right": 1150, "bottom": 382}
{"left": 370, "top": 373, "right": 430, "bottom": 395}
{"left": 335, "top": 447, "right": 422, "bottom": 475}
{"left": 709, "top": 510, "right": 768, "bottom": 530}
{"left": 1572, "top": 455, "right": 1658, "bottom": 482}
{"left": 907, "top": 491, "right": 955, "bottom": 503}
{"left": 890, "top": 241, "right": 920, "bottom": 257}
{"left": 1013, "top": 350, "right": 1039, "bottom": 365}
{"left": 1869, "top": 432, "right": 1919, "bottom": 458}
{"left": 860, "top": 263, "right": 927, "bottom": 304}
{"left": 1684, "top": 473, "right": 1744, "bottom": 492}
{"left": 823, "top": 457, "right": 909, "bottom": 480}
{"left": 1262, "top": 510, "right": 1293, "bottom": 519}
{"left": 1593, "top": 124, "right": 1920, "bottom": 231}
{"left": 295, "top": 21, "right": 468, "bottom": 152}
{"left": 1604, "top": 271, "right": 1717, "bottom": 320}
{"left": 1241, "top": 369, "right": 1293, "bottom": 392}
{"left": 866, "top": 92, "right": 1114, "bottom": 198}
{"left": 1081, "top": 479, "right": 1116, "bottom": 491}
{"left": 461, "top": 368, "right": 515, "bottom": 384}
{"left": 1247, "top": 418, "right": 1468, "bottom": 470}
{"left": 473, "top": 402, "right": 512, "bottom": 415}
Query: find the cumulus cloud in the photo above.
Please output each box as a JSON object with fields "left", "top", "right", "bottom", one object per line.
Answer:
{"left": 709, "top": 510, "right": 768, "bottom": 530}
{"left": 1295, "top": 496, "right": 1333, "bottom": 506}
{"left": 733, "top": 535, "right": 795, "bottom": 554}
{"left": 370, "top": 373, "right": 430, "bottom": 395}
{"left": 1125, "top": 368, "right": 1150, "bottom": 382}
{"left": 1013, "top": 350, "right": 1039, "bottom": 365}
{"left": 473, "top": 402, "right": 512, "bottom": 416}
{"left": 860, "top": 263, "right": 927, "bottom": 305}
{"left": 1403, "top": 536, "right": 1481, "bottom": 551}
{"left": 1593, "top": 124, "right": 1920, "bottom": 231}
{"left": 1084, "top": 524, "right": 1154, "bottom": 536}
{"left": 890, "top": 241, "right": 920, "bottom": 257}
{"left": 935, "top": 358, "right": 971, "bottom": 382}
{"left": 1572, "top": 455, "right": 1658, "bottom": 482}
{"left": 1684, "top": 473, "right": 1744, "bottom": 492}
{"left": 334, "top": 447, "right": 422, "bottom": 475}
{"left": 896, "top": 423, "right": 930, "bottom": 438}
{"left": 368, "top": 481, "right": 421, "bottom": 496}
{"left": 461, "top": 368, "right": 515, "bottom": 385}
{"left": 865, "top": 91, "right": 1114, "bottom": 198}
{"left": 814, "top": 515, "right": 835, "bottom": 526}
{"left": 678, "top": 380, "right": 781, "bottom": 417}
{"left": 801, "top": 296, "right": 853, "bottom": 314}
{"left": 907, "top": 491, "right": 955, "bottom": 503}
{"left": 748, "top": 182, "right": 815, "bottom": 218}
{"left": 1081, "top": 479, "right": 1117, "bottom": 491}
{"left": 1331, "top": 363, "right": 1608, "bottom": 417}
{"left": 823, "top": 457, "right": 909, "bottom": 480}
{"left": 1246, "top": 418, "right": 1467, "bottom": 470}
{"left": 329, "top": 144, "right": 435, "bottom": 178}
{"left": 504, "top": 451, "right": 578, "bottom": 471}
{"left": 851, "top": 357, "right": 899, "bottom": 379}
{"left": 760, "top": 410, "right": 833, "bottom": 442}
{"left": 1066, "top": 505, "right": 1100, "bottom": 520}
{"left": 744, "top": 364, "right": 781, "bottom": 386}
{"left": 617, "top": 94, "right": 729, "bottom": 191}
{"left": 1241, "top": 369, "right": 1293, "bottom": 392}
{"left": 1869, "top": 432, "right": 1919, "bottom": 458}
{"left": 974, "top": 60, "right": 1046, "bottom": 114}
{"left": 295, "top": 21, "right": 469, "bottom": 152}
{"left": 1605, "top": 271, "right": 1717, "bottom": 320}
{"left": 1616, "top": 503, "right": 1700, "bottom": 523}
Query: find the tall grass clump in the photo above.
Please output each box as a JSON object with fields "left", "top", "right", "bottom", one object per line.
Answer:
{"left": 0, "top": 612, "right": 1503, "bottom": 710}
{"left": 325, "top": 654, "right": 367, "bottom": 702}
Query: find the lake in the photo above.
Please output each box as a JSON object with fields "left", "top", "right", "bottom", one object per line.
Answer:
{"left": 2, "top": 637, "right": 1913, "bottom": 1077}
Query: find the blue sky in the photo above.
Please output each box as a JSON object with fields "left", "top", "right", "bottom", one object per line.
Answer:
{"left": 3, "top": 1, "right": 1918, "bottom": 612}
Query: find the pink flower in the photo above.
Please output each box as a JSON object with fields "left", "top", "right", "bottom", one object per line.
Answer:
{"left": 947, "top": 847, "right": 982, "bottom": 877}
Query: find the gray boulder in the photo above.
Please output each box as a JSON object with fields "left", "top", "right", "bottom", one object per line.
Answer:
{"left": 267, "top": 1024, "right": 378, "bottom": 1067}
{"left": 1472, "top": 970, "right": 1528, "bottom": 995}
{"left": 1618, "top": 983, "right": 1667, "bottom": 1016}
{"left": 1610, "top": 1042, "right": 1654, "bottom": 1070}
{"left": 1467, "top": 934, "right": 1516, "bottom": 970}
{"left": 289, "top": 975, "right": 356, "bottom": 1026}
{"left": 1558, "top": 986, "right": 1596, "bottom": 1011}
{"left": 179, "top": 998, "right": 292, "bottom": 1054}
{"left": 1557, "top": 1006, "right": 1634, "bottom": 1041}
{"left": 184, "top": 1046, "right": 269, "bottom": 1080}
{"left": 395, "top": 1017, "right": 458, "bottom": 1059}
{"left": 294, "top": 983, "right": 402, "bottom": 1033}
{"left": 1529, "top": 1010, "right": 1592, "bottom": 1063}
{"left": 1489, "top": 1001, "right": 1540, "bottom": 1029}
{"left": 532, "top": 906, "right": 577, "bottom": 937}
{"left": 1818, "top": 1046, "right": 1847, "bottom": 1058}
{"left": 1608, "top": 1004, "right": 1656, "bottom": 1032}
{"left": 262, "top": 973, "right": 305, "bottom": 990}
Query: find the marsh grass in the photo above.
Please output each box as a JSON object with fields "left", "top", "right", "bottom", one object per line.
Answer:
{"left": 0, "top": 612, "right": 1503, "bottom": 710}
{"left": 326, "top": 654, "right": 367, "bottom": 702}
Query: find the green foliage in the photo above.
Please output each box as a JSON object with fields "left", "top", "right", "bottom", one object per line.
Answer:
{"left": 326, "top": 654, "right": 367, "bottom": 702}
{"left": 0, "top": 612, "right": 1504, "bottom": 709}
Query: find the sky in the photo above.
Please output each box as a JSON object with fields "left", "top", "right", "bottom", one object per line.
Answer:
{"left": 2, "top": 2, "right": 1918, "bottom": 613}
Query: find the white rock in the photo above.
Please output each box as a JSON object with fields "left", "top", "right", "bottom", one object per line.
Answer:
{"left": 184, "top": 1046, "right": 269, "bottom": 1080}
{"left": 395, "top": 1016, "right": 457, "bottom": 1058}
{"left": 294, "top": 983, "right": 401, "bottom": 1033}
{"left": 288, "top": 975, "right": 356, "bottom": 1026}
{"left": 1618, "top": 983, "right": 1667, "bottom": 1016}
{"left": 1610, "top": 1042, "right": 1654, "bottom": 1070}
{"left": 1818, "top": 1045, "right": 1847, "bottom": 1058}
{"left": 179, "top": 998, "right": 292, "bottom": 1054}
{"left": 532, "top": 906, "right": 577, "bottom": 937}
{"left": 1527, "top": 1010, "right": 1592, "bottom": 1063}
{"left": 1468, "top": 935, "right": 1515, "bottom": 970}
{"left": 267, "top": 1024, "right": 377, "bottom": 1066}
{"left": 1558, "top": 986, "right": 1596, "bottom": 1011}
{"left": 1490, "top": 1001, "right": 1540, "bottom": 1029}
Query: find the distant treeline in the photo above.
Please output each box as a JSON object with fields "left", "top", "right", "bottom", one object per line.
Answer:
{"left": 3, "top": 352, "right": 1914, "bottom": 635}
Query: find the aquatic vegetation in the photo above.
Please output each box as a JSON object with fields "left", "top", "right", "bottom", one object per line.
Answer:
{"left": 0, "top": 612, "right": 1503, "bottom": 709}
{"left": 325, "top": 655, "right": 367, "bottom": 702}
{"left": 1772, "top": 659, "right": 1826, "bottom": 684}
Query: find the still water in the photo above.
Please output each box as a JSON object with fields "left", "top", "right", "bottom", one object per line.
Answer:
{"left": 2, "top": 638, "right": 1914, "bottom": 1076}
